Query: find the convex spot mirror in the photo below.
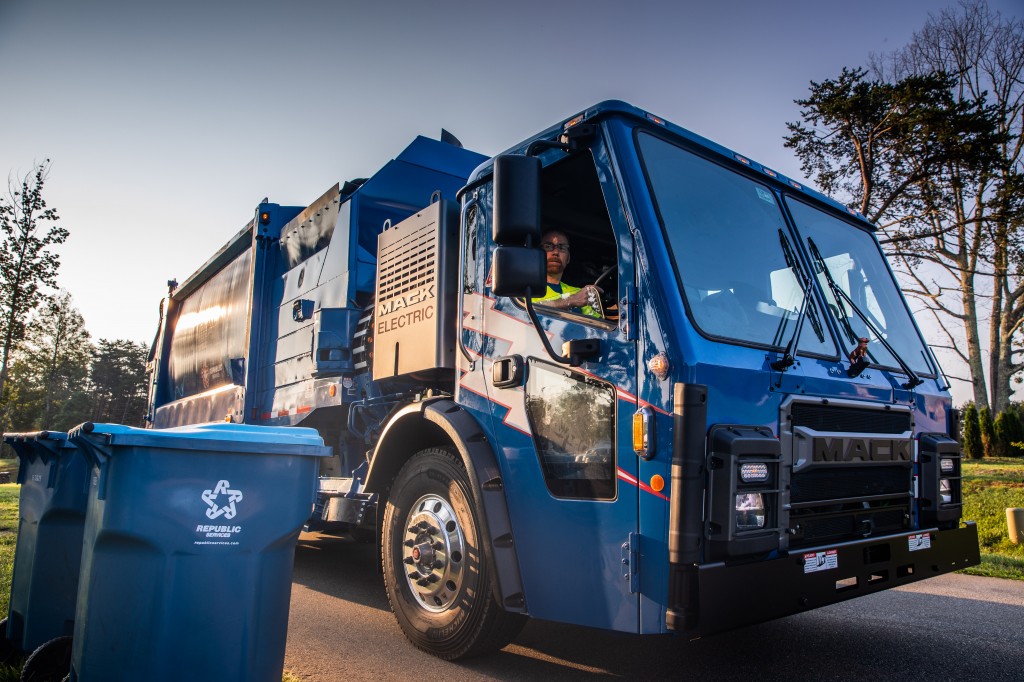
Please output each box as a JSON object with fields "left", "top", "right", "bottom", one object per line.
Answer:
{"left": 492, "top": 246, "right": 545, "bottom": 297}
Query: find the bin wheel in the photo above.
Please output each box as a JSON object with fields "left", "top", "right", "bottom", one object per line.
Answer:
{"left": 0, "top": 617, "right": 20, "bottom": 665}
{"left": 20, "top": 635, "right": 71, "bottom": 682}
{"left": 382, "top": 447, "right": 525, "bottom": 660}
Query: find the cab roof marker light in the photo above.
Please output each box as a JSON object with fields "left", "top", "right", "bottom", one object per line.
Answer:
{"left": 763, "top": 167, "right": 778, "bottom": 178}
{"left": 646, "top": 113, "right": 666, "bottom": 126}
{"left": 735, "top": 154, "right": 751, "bottom": 165}
{"left": 790, "top": 180, "right": 803, "bottom": 190}
{"left": 564, "top": 114, "right": 585, "bottom": 130}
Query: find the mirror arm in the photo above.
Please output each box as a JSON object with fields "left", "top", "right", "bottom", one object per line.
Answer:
{"left": 524, "top": 294, "right": 576, "bottom": 366}
{"left": 525, "top": 139, "right": 572, "bottom": 157}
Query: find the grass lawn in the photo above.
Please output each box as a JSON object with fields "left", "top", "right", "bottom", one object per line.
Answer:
{"left": 960, "top": 457, "right": 1024, "bottom": 580}
{"left": 0, "top": 481, "right": 22, "bottom": 680}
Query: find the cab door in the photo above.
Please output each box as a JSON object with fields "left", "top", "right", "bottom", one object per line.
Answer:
{"left": 463, "top": 143, "right": 641, "bottom": 632}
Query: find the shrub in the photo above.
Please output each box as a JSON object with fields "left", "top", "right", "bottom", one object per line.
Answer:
{"left": 979, "top": 406, "right": 995, "bottom": 458}
{"left": 993, "top": 412, "right": 1014, "bottom": 458}
{"left": 962, "top": 403, "right": 982, "bottom": 460}
{"left": 1005, "top": 404, "right": 1024, "bottom": 456}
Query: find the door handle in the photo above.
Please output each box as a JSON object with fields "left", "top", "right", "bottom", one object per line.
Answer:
{"left": 492, "top": 355, "right": 525, "bottom": 389}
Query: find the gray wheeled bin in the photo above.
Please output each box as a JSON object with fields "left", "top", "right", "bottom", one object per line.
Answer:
{"left": 65, "top": 422, "right": 330, "bottom": 682}
{"left": 1, "top": 430, "right": 90, "bottom": 655}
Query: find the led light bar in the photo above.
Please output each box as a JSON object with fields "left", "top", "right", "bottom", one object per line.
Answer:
{"left": 739, "top": 462, "right": 770, "bottom": 483}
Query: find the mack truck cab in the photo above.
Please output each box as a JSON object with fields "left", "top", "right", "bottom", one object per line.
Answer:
{"left": 146, "top": 101, "right": 979, "bottom": 659}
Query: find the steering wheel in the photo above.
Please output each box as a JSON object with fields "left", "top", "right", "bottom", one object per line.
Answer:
{"left": 594, "top": 265, "right": 615, "bottom": 288}
{"left": 592, "top": 265, "right": 618, "bottom": 320}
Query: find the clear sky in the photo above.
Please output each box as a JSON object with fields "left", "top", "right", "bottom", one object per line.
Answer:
{"left": 2, "top": 0, "right": 1021, "bottom": 404}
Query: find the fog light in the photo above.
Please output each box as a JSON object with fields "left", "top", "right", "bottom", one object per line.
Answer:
{"left": 739, "top": 462, "right": 770, "bottom": 483}
{"left": 939, "top": 479, "right": 952, "bottom": 504}
{"left": 940, "top": 457, "right": 955, "bottom": 474}
{"left": 736, "top": 493, "right": 766, "bottom": 530}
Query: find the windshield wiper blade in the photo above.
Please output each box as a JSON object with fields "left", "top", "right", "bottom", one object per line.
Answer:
{"left": 770, "top": 230, "right": 824, "bottom": 372}
{"left": 807, "top": 238, "right": 923, "bottom": 390}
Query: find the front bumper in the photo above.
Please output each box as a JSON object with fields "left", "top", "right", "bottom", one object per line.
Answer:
{"left": 667, "top": 523, "right": 980, "bottom": 635}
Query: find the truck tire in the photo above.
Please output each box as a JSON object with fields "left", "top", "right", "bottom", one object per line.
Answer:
{"left": 382, "top": 447, "right": 525, "bottom": 659}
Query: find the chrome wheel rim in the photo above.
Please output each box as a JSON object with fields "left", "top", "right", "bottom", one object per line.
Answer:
{"left": 401, "top": 494, "right": 466, "bottom": 612}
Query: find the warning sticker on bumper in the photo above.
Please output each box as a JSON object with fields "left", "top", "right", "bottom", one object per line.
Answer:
{"left": 908, "top": 533, "right": 932, "bottom": 551}
{"left": 803, "top": 549, "right": 838, "bottom": 573}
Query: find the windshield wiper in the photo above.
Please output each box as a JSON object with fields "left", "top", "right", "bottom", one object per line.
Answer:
{"left": 770, "top": 230, "right": 824, "bottom": 371}
{"left": 807, "top": 238, "right": 923, "bottom": 390}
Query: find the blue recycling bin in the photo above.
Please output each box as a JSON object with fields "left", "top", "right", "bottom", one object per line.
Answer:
{"left": 65, "top": 422, "right": 330, "bottom": 682}
{"left": 2, "top": 430, "right": 90, "bottom": 654}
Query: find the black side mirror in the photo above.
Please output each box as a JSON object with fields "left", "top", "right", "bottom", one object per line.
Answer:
{"left": 492, "top": 246, "right": 545, "bottom": 297}
{"left": 493, "top": 154, "right": 541, "bottom": 246}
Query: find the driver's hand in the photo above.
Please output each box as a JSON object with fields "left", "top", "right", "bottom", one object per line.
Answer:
{"left": 568, "top": 285, "right": 602, "bottom": 308}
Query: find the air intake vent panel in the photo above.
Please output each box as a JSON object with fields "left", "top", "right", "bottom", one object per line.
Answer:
{"left": 791, "top": 403, "right": 911, "bottom": 434}
{"left": 372, "top": 201, "right": 458, "bottom": 383}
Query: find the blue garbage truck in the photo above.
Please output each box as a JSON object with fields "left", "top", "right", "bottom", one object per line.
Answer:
{"left": 144, "top": 100, "right": 980, "bottom": 659}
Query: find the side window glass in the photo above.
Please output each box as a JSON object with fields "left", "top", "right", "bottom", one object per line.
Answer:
{"left": 462, "top": 202, "right": 480, "bottom": 294}
{"left": 525, "top": 360, "right": 616, "bottom": 499}
{"left": 528, "top": 152, "right": 619, "bottom": 325}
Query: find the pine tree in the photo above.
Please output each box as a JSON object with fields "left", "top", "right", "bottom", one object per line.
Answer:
{"left": 89, "top": 339, "right": 149, "bottom": 426}
{"left": 7, "top": 292, "right": 93, "bottom": 431}
{"left": 961, "top": 403, "right": 982, "bottom": 460}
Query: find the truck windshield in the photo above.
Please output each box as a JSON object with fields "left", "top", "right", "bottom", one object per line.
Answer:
{"left": 637, "top": 132, "right": 835, "bottom": 356}
{"left": 786, "top": 198, "right": 933, "bottom": 376}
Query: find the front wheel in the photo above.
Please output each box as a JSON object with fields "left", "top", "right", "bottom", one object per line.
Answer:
{"left": 382, "top": 448, "right": 525, "bottom": 659}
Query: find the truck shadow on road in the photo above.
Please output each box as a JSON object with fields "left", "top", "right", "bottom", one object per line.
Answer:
{"left": 291, "top": 534, "right": 1023, "bottom": 681}
{"left": 292, "top": 533, "right": 389, "bottom": 612}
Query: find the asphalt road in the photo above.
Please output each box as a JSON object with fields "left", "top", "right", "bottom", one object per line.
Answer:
{"left": 284, "top": 532, "right": 1024, "bottom": 681}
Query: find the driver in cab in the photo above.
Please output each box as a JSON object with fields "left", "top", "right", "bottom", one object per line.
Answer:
{"left": 532, "top": 230, "right": 603, "bottom": 319}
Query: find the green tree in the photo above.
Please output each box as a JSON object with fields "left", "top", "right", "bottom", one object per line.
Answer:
{"left": 978, "top": 405, "right": 996, "bottom": 458}
{"left": 993, "top": 411, "right": 1013, "bottom": 457}
{"left": 89, "top": 339, "right": 148, "bottom": 426}
{"left": 871, "top": 1, "right": 1024, "bottom": 414}
{"left": 1, "top": 348, "right": 41, "bottom": 432}
{"left": 6, "top": 292, "right": 93, "bottom": 431}
{"left": 962, "top": 402, "right": 983, "bottom": 459}
{"left": 0, "top": 160, "right": 69, "bottom": 407}
{"left": 1003, "top": 403, "right": 1024, "bottom": 456}
{"left": 785, "top": 1, "right": 1022, "bottom": 411}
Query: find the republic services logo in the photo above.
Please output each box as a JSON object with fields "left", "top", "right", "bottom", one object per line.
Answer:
{"left": 202, "top": 480, "right": 244, "bottom": 520}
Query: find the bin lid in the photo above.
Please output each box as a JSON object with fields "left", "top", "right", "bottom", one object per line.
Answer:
{"left": 2, "top": 430, "right": 69, "bottom": 444}
{"left": 69, "top": 422, "right": 331, "bottom": 457}
{"left": 2, "top": 430, "right": 74, "bottom": 463}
